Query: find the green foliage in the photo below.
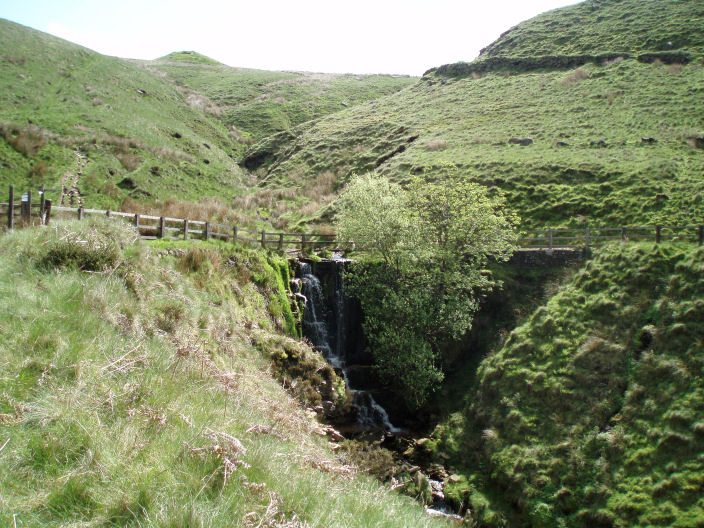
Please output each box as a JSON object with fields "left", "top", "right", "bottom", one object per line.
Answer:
{"left": 336, "top": 172, "right": 411, "bottom": 268}
{"left": 338, "top": 171, "right": 517, "bottom": 408}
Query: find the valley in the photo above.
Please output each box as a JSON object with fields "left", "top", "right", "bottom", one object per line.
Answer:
{"left": 1, "top": 0, "right": 704, "bottom": 526}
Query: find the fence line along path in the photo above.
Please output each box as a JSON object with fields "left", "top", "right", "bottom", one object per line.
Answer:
{"left": 2, "top": 186, "right": 703, "bottom": 251}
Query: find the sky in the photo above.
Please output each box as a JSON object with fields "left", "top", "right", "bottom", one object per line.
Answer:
{"left": 1, "top": 0, "right": 578, "bottom": 76}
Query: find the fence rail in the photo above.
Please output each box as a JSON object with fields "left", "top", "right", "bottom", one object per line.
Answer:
{"left": 3, "top": 186, "right": 703, "bottom": 251}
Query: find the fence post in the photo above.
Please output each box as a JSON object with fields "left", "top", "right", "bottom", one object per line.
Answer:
{"left": 278, "top": 233, "right": 284, "bottom": 251}
{"left": 205, "top": 222, "right": 210, "bottom": 241}
{"left": 548, "top": 229, "right": 553, "bottom": 250}
{"left": 585, "top": 228, "right": 591, "bottom": 251}
{"left": 78, "top": 207, "right": 84, "bottom": 220}
{"left": 22, "top": 190, "right": 31, "bottom": 221}
{"left": 656, "top": 225, "right": 662, "bottom": 244}
{"left": 301, "top": 234, "right": 307, "bottom": 252}
{"left": 261, "top": 231, "right": 266, "bottom": 248}
{"left": 233, "top": 226, "right": 238, "bottom": 243}
{"left": 106, "top": 209, "right": 111, "bottom": 218}
{"left": 621, "top": 227, "right": 626, "bottom": 241}
{"left": 39, "top": 185, "right": 45, "bottom": 223}
{"left": 183, "top": 219, "right": 189, "bottom": 240}
{"left": 7, "top": 185, "right": 14, "bottom": 229}
{"left": 134, "top": 213, "right": 140, "bottom": 231}
{"left": 158, "top": 216, "right": 165, "bottom": 239}
{"left": 44, "top": 199, "right": 52, "bottom": 225}
{"left": 699, "top": 226, "right": 703, "bottom": 246}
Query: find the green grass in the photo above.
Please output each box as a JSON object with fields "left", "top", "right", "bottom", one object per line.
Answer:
{"left": 146, "top": 57, "right": 416, "bottom": 143}
{"left": 478, "top": 0, "right": 704, "bottom": 59}
{"left": 0, "top": 19, "right": 249, "bottom": 212}
{"left": 0, "top": 19, "right": 414, "bottom": 231}
{"left": 425, "top": 242, "right": 704, "bottom": 527}
{"left": 244, "top": 55, "right": 704, "bottom": 229}
{"left": 0, "top": 220, "right": 448, "bottom": 527}
{"left": 160, "top": 51, "right": 222, "bottom": 65}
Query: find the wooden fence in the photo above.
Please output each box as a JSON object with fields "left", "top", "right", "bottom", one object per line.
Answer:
{"left": 518, "top": 225, "right": 704, "bottom": 249}
{"left": 2, "top": 186, "right": 703, "bottom": 251}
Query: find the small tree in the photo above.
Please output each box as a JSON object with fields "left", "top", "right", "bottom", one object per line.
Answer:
{"left": 336, "top": 168, "right": 518, "bottom": 408}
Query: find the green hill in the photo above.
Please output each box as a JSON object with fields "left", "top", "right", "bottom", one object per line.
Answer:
{"left": 144, "top": 55, "right": 416, "bottom": 142}
{"left": 478, "top": 0, "right": 704, "bottom": 59}
{"left": 0, "top": 19, "right": 247, "bottom": 212}
{"left": 242, "top": 0, "right": 704, "bottom": 229}
{"left": 0, "top": 19, "right": 415, "bottom": 230}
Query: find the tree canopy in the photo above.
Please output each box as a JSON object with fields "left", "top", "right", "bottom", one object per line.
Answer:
{"left": 336, "top": 168, "right": 518, "bottom": 408}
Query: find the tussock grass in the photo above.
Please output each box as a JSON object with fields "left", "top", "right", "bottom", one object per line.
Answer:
{"left": 429, "top": 242, "right": 704, "bottom": 526}
{"left": 0, "top": 221, "right": 445, "bottom": 527}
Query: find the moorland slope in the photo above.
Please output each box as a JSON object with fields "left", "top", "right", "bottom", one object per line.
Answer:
{"left": 146, "top": 52, "right": 416, "bottom": 143}
{"left": 243, "top": 0, "right": 704, "bottom": 229}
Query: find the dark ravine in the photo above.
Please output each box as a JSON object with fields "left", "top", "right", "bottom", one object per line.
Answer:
{"left": 292, "top": 258, "right": 467, "bottom": 519}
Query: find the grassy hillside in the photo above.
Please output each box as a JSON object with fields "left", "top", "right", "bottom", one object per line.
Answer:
{"left": 424, "top": 242, "right": 704, "bottom": 527}
{"left": 478, "top": 0, "right": 704, "bottom": 59}
{"left": 0, "top": 19, "right": 250, "bottom": 213}
{"left": 243, "top": 0, "right": 704, "bottom": 229}
{"left": 144, "top": 54, "right": 416, "bottom": 143}
{"left": 0, "top": 219, "right": 447, "bottom": 527}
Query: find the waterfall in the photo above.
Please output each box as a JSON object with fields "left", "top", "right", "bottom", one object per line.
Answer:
{"left": 299, "top": 260, "right": 400, "bottom": 433}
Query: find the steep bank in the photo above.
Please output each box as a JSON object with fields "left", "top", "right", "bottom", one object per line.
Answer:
{"left": 0, "top": 220, "right": 446, "bottom": 527}
{"left": 424, "top": 242, "right": 704, "bottom": 526}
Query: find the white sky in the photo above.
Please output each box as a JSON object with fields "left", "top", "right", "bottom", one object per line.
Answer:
{"left": 2, "top": 0, "right": 578, "bottom": 76}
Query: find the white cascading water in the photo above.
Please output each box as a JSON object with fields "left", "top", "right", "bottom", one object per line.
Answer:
{"left": 300, "top": 262, "right": 400, "bottom": 433}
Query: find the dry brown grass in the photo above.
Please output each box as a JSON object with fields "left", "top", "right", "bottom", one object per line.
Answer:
{"left": 606, "top": 90, "right": 620, "bottom": 105}
{"left": 561, "top": 67, "right": 591, "bottom": 85}
{"left": 424, "top": 138, "right": 449, "bottom": 151}
{"left": 304, "top": 171, "right": 336, "bottom": 199}
{"left": 604, "top": 56, "right": 626, "bottom": 66}
{"left": 184, "top": 90, "right": 224, "bottom": 117}
{"left": 3, "top": 56, "right": 26, "bottom": 66}
{"left": 119, "top": 196, "right": 254, "bottom": 227}
{"left": 0, "top": 123, "right": 47, "bottom": 157}
{"left": 117, "top": 153, "right": 141, "bottom": 171}
{"left": 28, "top": 161, "right": 47, "bottom": 181}
{"left": 666, "top": 63, "right": 683, "bottom": 74}
{"left": 229, "top": 126, "right": 256, "bottom": 145}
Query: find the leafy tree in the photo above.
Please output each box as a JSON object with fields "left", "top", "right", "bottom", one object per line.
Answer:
{"left": 336, "top": 168, "right": 518, "bottom": 408}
